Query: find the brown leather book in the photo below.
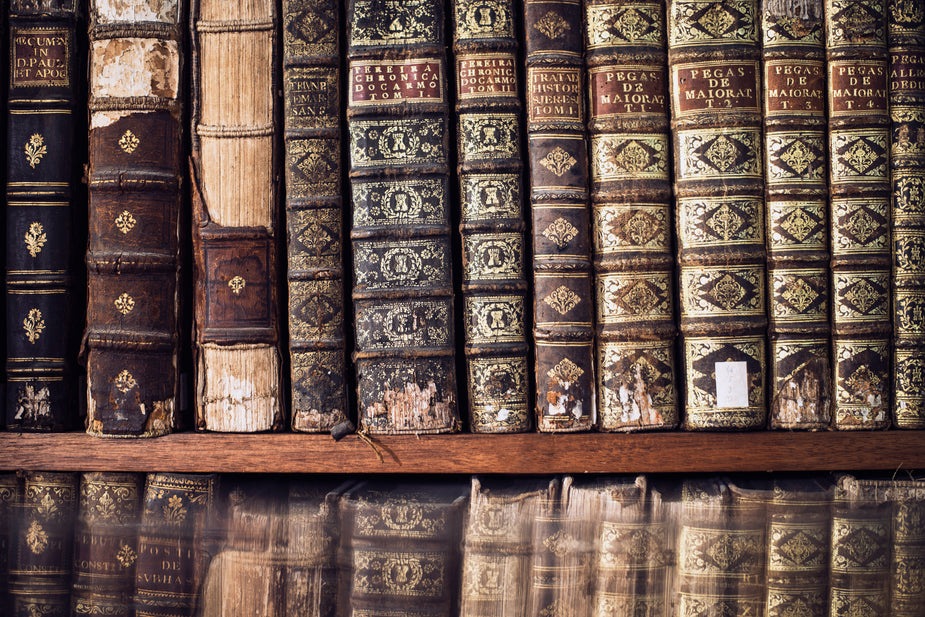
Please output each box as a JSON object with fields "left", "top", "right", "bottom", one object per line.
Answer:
{"left": 884, "top": 478, "right": 925, "bottom": 617}
{"left": 453, "top": 0, "right": 531, "bottom": 433}
{"left": 586, "top": 0, "right": 678, "bottom": 431}
{"left": 0, "top": 473, "right": 22, "bottom": 615}
{"left": 347, "top": 0, "right": 460, "bottom": 433}
{"left": 826, "top": 0, "right": 891, "bottom": 429}
{"left": 526, "top": 0, "right": 596, "bottom": 432}
{"left": 191, "top": 0, "right": 284, "bottom": 432}
{"left": 84, "top": 0, "right": 184, "bottom": 437}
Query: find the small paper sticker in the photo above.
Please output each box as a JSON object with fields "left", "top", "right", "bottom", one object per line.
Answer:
{"left": 715, "top": 361, "right": 749, "bottom": 408}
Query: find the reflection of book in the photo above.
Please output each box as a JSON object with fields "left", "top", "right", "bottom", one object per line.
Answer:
{"left": 0, "top": 474, "right": 19, "bottom": 615}
{"left": 885, "top": 478, "right": 925, "bottom": 617}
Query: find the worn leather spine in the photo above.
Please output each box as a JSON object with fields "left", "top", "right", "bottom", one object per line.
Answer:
{"left": 453, "top": 0, "right": 531, "bottom": 433}
{"left": 347, "top": 0, "right": 460, "bottom": 434}
{"left": 5, "top": 0, "right": 80, "bottom": 431}
{"left": 880, "top": 478, "right": 925, "bottom": 617}
{"left": 85, "top": 0, "right": 183, "bottom": 437}
{"left": 826, "top": 0, "right": 892, "bottom": 429}
{"left": 526, "top": 0, "right": 596, "bottom": 432}
{"left": 889, "top": 0, "right": 925, "bottom": 428}
{"left": 586, "top": 0, "right": 678, "bottom": 431}
{"left": 0, "top": 473, "right": 22, "bottom": 616}
{"left": 763, "top": 0, "right": 832, "bottom": 429}
{"left": 284, "top": 0, "right": 348, "bottom": 433}
{"left": 669, "top": 0, "right": 768, "bottom": 430}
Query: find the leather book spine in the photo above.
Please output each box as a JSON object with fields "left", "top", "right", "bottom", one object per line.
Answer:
{"left": 525, "top": 0, "right": 595, "bottom": 432}
{"left": 347, "top": 0, "right": 460, "bottom": 434}
{"left": 889, "top": 0, "right": 925, "bottom": 428}
{"left": 85, "top": 0, "right": 183, "bottom": 437}
{"left": 5, "top": 0, "right": 80, "bottom": 431}
{"left": 283, "top": 0, "right": 348, "bottom": 433}
{"left": 762, "top": 0, "right": 832, "bottom": 429}
{"left": 453, "top": 0, "right": 531, "bottom": 433}
{"left": 883, "top": 479, "right": 925, "bottom": 617}
{"left": 669, "top": 0, "right": 768, "bottom": 430}
{"left": 191, "top": 0, "right": 283, "bottom": 432}
{"left": 0, "top": 473, "right": 22, "bottom": 616}
{"left": 71, "top": 472, "right": 144, "bottom": 617}
{"left": 586, "top": 0, "right": 678, "bottom": 431}
{"left": 825, "top": 0, "right": 892, "bottom": 429}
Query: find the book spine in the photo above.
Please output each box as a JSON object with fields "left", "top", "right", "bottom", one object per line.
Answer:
{"left": 191, "top": 0, "right": 283, "bottom": 432}
{"left": 0, "top": 473, "right": 22, "bottom": 616}
{"left": 825, "top": 0, "right": 892, "bottom": 429}
{"left": 669, "top": 0, "right": 768, "bottom": 430}
{"left": 525, "top": 0, "right": 595, "bottom": 432}
{"left": 889, "top": 0, "right": 925, "bottom": 428}
{"left": 886, "top": 481, "right": 925, "bottom": 617}
{"left": 5, "top": 0, "right": 80, "bottom": 431}
{"left": 346, "top": 0, "right": 460, "bottom": 434}
{"left": 85, "top": 0, "right": 184, "bottom": 437}
{"left": 453, "top": 0, "right": 531, "bottom": 433}
{"left": 762, "top": 0, "right": 832, "bottom": 429}
{"left": 585, "top": 0, "right": 678, "bottom": 431}
{"left": 283, "top": 0, "right": 348, "bottom": 432}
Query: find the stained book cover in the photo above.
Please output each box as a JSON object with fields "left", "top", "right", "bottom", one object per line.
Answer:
{"left": 454, "top": 0, "right": 531, "bottom": 433}
{"left": 586, "top": 0, "right": 678, "bottom": 431}
{"left": 6, "top": 0, "right": 81, "bottom": 431}
{"left": 84, "top": 0, "right": 184, "bottom": 437}
{"left": 284, "top": 0, "right": 348, "bottom": 433}
{"left": 347, "top": 0, "right": 460, "bottom": 433}
{"left": 191, "top": 0, "right": 284, "bottom": 432}
{"left": 0, "top": 474, "right": 21, "bottom": 615}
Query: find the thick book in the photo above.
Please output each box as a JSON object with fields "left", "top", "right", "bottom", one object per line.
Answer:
{"left": 5, "top": 0, "right": 81, "bottom": 431}
{"left": 525, "top": 0, "right": 595, "bottom": 432}
{"left": 453, "top": 0, "right": 531, "bottom": 433}
{"left": 0, "top": 473, "right": 22, "bottom": 615}
{"left": 191, "top": 0, "right": 284, "bottom": 432}
{"left": 586, "top": 0, "right": 678, "bottom": 431}
{"left": 84, "top": 0, "right": 184, "bottom": 437}
{"left": 346, "top": 0, "right": 460, "bottom": 433}
{"left": 825, "top": 0, "right": 892, "bottom": 429}
{"left": 884, "top": 478, "right": 925, "bottom": 617}
{"left": 283, "top": 0, "right": 349, "bottom": 433}
{"left": 669, "top": 0, "right": 768, "bottom": 430}
{"left": 762, "top": 0, "right": 832, "bottom": 429}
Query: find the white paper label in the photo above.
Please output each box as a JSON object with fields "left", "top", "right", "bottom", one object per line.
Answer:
{"left": 715, "top": 361, "right": 749, "bottom": 408}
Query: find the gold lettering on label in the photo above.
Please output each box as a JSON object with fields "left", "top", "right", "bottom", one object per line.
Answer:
{"left": 119, "top": 130, "right": 139, "bottom": 154}
{"left": 25, "top": 134, "right": 46, "bottom": 168}
{"left": 24, "top": 221, "right": 46, "bottom": 257}
{"left": 23, "top": 308, "right": 45, "bottom": 344}
{"left": 114, "top": 293, "right": 135, "bottom": 315}
{"left": 229, "top": 276, "right": 246, "bottom": 295}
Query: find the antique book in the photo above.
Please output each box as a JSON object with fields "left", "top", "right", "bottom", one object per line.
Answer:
{"left": 0, "top": 473, "right": 22, "bottom": 615}
{"left": 825, "top": 0, "right": 892, "bottom": 429}
{"left": 586, "top": 0, "right": 678, "bottom": 431}
{"left": 346, "top": 0, "right": 460, "bottom": 433}
{"left": 337, "top": 481, "right": 468, "bottom": 617}
{"left": 669, "top": 0, "right": 768, "bottom": 430}
{"left": 889, "top": 0, "right": 925, "bottom": 428}
{"left": 84, "top": 0, "right": 183, "bottom": 437}
{"left": 71, "top": 472, "right": 144, "bottom": 617}
{"left": 283, "top": 0, "right": 349, "bottom": 433}
{"left": 762, "top": 0, "right": 832, "bottom": 429}
{"left": 5, "top": 0, "right": 81, "bottom": 431}
{"left": 882, "top": 478, "right": 925, "bottom": 617}
{"left": 191, "top": 0, "right": 284, "bottom": 432}
{"left": 525, "top": 0, "right": 595, "bottom": 432}
{"left": 453, "top": 0, "right": 531, "bottom": 433}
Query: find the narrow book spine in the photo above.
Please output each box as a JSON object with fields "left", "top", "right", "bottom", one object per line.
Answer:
{"left": 453, "top": 0, "right": 531, "bottom": 432}
{"left": 5, "top": 0, "right": 80, "bottom": 431}
{"left": 762, "top": 0, "right": 832, "bottom": 429}
{"left": 0, "top": 473, "right": 22, "bottom": 616}
{"left": 283, "top": 0, "right": 348, "bottom": 432}
{"left": 669, "top": 0, "right": 768, "bottom": 430}
{"left": 826, "top": 0, "right": 892, "bottom": 429}
{"left": 884, "top": 480, "right": 925, "bottom": 617}
{"left": 525, "top": 0, "right": 595, "bottom": 432}
{"left": 586, "top": 0, "right": 678, "bottom": 431}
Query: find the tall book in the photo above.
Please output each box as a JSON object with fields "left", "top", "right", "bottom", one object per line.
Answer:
{"left": 762, "top": 0, "right": 832, "bottom": 429}
{"left": 453, "top": 0, "right": 531, "bottom": 433}
{"left": 585, "top": 0, "right": 678, "bottom": 431}
{"left": 525, "top": 0, "right": 595, "bottom": 432}
{"left": 669, "top": 0, "right": 768, "bottom": 430}
{"left": 84, "top": 0, "right": 184, "bottom": 437}
{"left": 884, "top": 478, "right": 925, "bottom": 617}
{"left": 191, "top": 0, "right": 283, "bottom": 432}
{"left": 889, "top": 0, "right": 925, "bottom": 428}
{"left": 825, "top": 0, "right": 892, "bottom": 429}
{"left": 0, "top": 473, "right": 22, "bottom": 616}
{"left": 346, "top": 0, "right": 460, "bottom": 433}
{"left": 5, "top": 0, "right": 80, "bottom": 431}
{"left": 283, "top": 0, "right": 349, "bottom": 433}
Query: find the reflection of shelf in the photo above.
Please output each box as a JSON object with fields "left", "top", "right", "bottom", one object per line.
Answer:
{"left": 2, "top": 431, "right": 924, "bottom": 474}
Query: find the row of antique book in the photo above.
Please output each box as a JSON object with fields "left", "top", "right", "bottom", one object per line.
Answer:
{"left": 2, "top": 471, "right": 924, "bottom": 617}
{"left": 5, "top": 0, "right": 925, "bottom": 436}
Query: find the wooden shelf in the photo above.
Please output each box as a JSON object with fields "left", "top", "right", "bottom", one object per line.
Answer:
{"left": 1, "top": 431, "right": 924, "bottom": 474}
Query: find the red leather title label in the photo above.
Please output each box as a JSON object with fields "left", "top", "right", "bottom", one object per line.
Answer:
{"left": 672, "top": 61, "right": 759, "bottom": 116}
{"left": 11, "top": 28, "right": 70, "bottom": 87}
{"left": 589, "top": 65, "right": 667, "bottom": 116}
{"left": 764, "top": 60, "right": 825, "bottom": 115}
{"left": 528, "top": 67, "right": 582, "bottom": 122}
{"left": 349, "top": 59, "right": 444, "bottom": 105}
{"left": 891, "top": 49, "right": 925, "bottom": 95}
{"left": 457, "top": 53, "right": 517, "bottom": 99}
{"left": 829, "top": 60, "right": 888, "bottom": 115}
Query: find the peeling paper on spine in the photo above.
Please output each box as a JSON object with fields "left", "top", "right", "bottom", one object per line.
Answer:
{"left": 198, "top": 345, "right": 280, "bottom": 432}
